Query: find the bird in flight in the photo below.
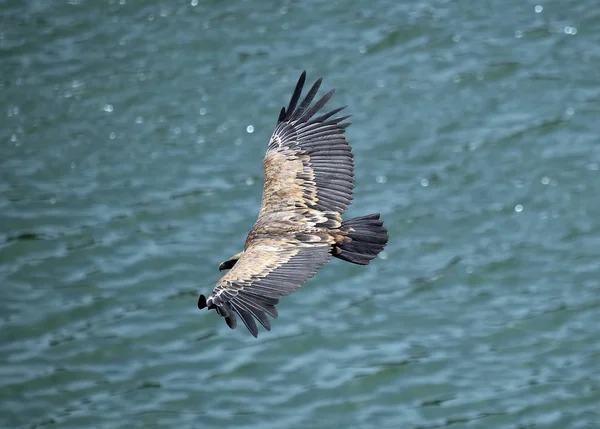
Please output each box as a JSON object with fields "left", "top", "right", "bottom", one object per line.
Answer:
{"left": 198, "top": 71, "right": 388, "bottom": 337}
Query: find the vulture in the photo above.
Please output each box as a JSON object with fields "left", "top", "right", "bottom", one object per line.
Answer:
{"left": 198, "top": 71, "right": 388, "bottom": 337}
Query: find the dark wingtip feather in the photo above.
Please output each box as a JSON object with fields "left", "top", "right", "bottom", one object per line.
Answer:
{"left": 225, "top": 313, "right": 238, "bottom": 330}
{"left": 280, "top": 73, "right": 347, "bottom": 128}
{"left": 298, "top": 88, "right": 335, "bottom": 123}
{"left": 234, "top": 295, "right": 273, "bottom": 331}
{"left": 282, "top": 71, "right": 307, "bottom": 122}
{"left": 198, "top": 294, "right": 207, "bottom": 309}
{"left": 298, "top": 70, "right": 307, "bottom": 84}
{"left": 329, "top": 114, "right": 352, "bottom": 125}
{"left": 312, "top": 105, "right": 346, "bottom": 123}
{"left": 233, "top": 305, "right": 259, "bottom": 338}
{"left": 291, "top": 77, "right": 323, "bottom": 121}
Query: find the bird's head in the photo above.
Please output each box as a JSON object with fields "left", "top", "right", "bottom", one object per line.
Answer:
{"left": 218, "top": 251, "right": 243, "bottom": 271}
{"left": 198, "top": 294, "right": 209, "bottom": 309}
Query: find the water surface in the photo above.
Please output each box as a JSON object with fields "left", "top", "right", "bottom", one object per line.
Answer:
{"left": 1, "top": 1, "right": 599, "bottom": 428}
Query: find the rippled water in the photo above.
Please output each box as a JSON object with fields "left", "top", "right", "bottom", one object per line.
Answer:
{"left": 2, "top": 1, "right": 599, "bottom": 428}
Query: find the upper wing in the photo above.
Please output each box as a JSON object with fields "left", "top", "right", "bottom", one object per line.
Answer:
{"left": 259, "top": 71, "right": 355, "bottom": 217}
{"left": 199, "top": 234, "right": 333, "bottom": 337}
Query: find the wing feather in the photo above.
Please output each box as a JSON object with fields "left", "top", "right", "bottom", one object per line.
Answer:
{"left": 259, "top": 72, "right": 355, "bottom": 217}
{"left": 202, "top": 235, "right": 332, "bottom": 337}
{"left": 290, "top": 79, "right": 324, "bottom": 121}
{"left": 280, "top": 72, "right": 306, "bottom": 121}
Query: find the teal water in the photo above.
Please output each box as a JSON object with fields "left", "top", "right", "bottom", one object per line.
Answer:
{"left": 2, "top": 1, "right": 599, "bottom": 428}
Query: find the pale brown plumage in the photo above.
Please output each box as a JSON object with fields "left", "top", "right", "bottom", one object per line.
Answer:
{"left": 198, "top": 71, "right": 388, "bottom": 337}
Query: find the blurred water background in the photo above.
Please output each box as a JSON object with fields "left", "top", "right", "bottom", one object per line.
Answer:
{"left": 1, "top": 0, "right": 599, "bottom": 428}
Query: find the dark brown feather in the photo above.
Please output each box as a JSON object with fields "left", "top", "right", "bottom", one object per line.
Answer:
{"left": 260, "top": 72, "right": 355, "bottom": 216}
{"left": 199, "top": 72, "right": 386, "bottom": 338}
{"left": 208, "top": 235, "right": 333, "bottom": 337}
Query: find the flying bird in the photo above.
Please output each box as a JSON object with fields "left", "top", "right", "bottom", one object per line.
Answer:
{"left": 198, "top": 71, "right": 388, "bottom": 337}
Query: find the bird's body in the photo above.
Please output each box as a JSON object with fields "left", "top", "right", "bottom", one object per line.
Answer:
{"left": 198, "top": 71, "right": 388, "bottom": 337}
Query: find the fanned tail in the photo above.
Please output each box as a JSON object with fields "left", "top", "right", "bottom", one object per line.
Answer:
{"left": 335, "top": 214, "right": 388, "bottom": 265}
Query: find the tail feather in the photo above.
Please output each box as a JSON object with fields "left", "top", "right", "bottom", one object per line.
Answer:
{"left": 335, "top": 213, "right": 388, "bottom": 265}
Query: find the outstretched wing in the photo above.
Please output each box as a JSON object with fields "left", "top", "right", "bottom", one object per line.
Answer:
{"left": 199, "top": 234, "right": 333, "bottom": 337}
{"left": 259, "top": 71, "right": 355, "bottom": 217}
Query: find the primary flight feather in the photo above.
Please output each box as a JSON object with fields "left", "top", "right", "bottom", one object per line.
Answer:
{"left": 198, "top": 71, "right": 388, "bottom": 337}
